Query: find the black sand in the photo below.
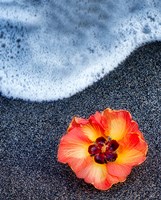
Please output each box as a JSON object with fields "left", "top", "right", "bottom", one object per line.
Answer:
{"left": 0, "top": 42, "right": 161, "bottom": 200}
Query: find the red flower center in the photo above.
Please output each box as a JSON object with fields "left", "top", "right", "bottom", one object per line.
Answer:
{"left": 88, "top": 137, "right": 119, "bottom": 164}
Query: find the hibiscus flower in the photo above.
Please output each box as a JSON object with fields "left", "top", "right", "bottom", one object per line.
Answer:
{"left": 57, "top": 108, "right": 148, "bottom": 190}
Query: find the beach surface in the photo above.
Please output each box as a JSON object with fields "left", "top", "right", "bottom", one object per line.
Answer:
{"left": 0, "top": 42, "right": 161, "bottom": 199}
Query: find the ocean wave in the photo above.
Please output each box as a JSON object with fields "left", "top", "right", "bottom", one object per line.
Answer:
{"left": 0, "top": 0, "right": 161, "bottom": 101}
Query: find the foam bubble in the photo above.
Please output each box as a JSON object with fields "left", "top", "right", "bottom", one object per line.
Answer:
{"left": 0, "top": 0, "right": 161, "bottom": 101}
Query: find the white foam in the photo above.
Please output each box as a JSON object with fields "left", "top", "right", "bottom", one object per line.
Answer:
{"left": 0, "top": 0, "right": 161, "bottom": 101}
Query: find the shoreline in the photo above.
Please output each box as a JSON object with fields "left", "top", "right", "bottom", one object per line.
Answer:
{"left": 1, "top": 41, "right": 161, "bottom": 199}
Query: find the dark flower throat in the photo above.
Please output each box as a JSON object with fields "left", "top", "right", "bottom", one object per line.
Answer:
{"left": 88, "top": 137, "right": 119, "bottom": 164}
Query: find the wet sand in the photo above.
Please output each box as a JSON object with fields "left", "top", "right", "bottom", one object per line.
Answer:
{"left": 0, "top": 42, "right": 161, "bottom": 199}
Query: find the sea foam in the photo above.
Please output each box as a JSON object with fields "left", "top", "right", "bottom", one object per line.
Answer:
{"left": 0, "top": 0, "right": 161, "bottom": 101}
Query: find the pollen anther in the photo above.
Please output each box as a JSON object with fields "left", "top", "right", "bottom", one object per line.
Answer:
{"left": 88, "top": 137, "right": 119, "bottom": 164}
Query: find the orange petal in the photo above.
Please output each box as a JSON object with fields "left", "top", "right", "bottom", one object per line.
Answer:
{"left": 89, "top": 111, "right": 108, "bottom": 131}
{"left": 103, "top": 108, "right": 138, "bottom": 141}
{"left": 81, "top": 112, "right": 107, "bottom": 142}
{"left": 68, "top": 117, "right": 88, "bottom": 132}
{"left": 107, "top": 162, "right": 132, "bottom": 181}
{"left": 66, "top": 156, "right": 90, "bottom": 174}
{"left": 82, "top": 123, "right": 103, "bottom": 142}
{"left": 57, "top": 127, "right": 90, "bottom": 163}
{"left": 116, "top": 133, "right": 148, "bottom": 166}
{"left": 76, "top": 157, "right": 118, "bottom": 190}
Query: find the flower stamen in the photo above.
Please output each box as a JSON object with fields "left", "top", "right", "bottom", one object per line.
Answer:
{"left": 88, "top": 137, "right": 119, "bottom": 164}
